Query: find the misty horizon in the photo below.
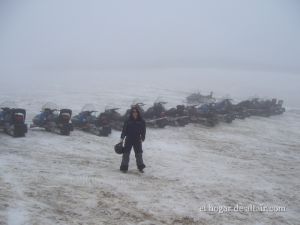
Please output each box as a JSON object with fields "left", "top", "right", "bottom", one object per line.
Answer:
{"left": 0, "top": 0, "right": 299, "bottom": 108}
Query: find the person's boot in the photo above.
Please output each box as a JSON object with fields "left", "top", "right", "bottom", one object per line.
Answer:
{"left": 120, "top": 165, "right": 128, "bottom": 173}
{"left": 138, "top": 164, "right": 145, "bottom": 173}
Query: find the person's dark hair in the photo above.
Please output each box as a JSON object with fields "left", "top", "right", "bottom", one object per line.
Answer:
{"left": 129, "top": 106, "right": 142, "bottom": 120}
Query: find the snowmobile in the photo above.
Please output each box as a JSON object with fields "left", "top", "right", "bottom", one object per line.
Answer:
{"left": 211, "top": 99, "right": 236, "bottom": 123}
{"left": 0, "top": 107, "right": 28, "bottom": 137}
{"left": 97, "top": 108, "right": 124, "bottom": 131}
{"left": 164, "top": 105, "right": 190, "bottom": 127}
{"left": 146, "top": 102, "right": 190, "bottom": 127}
{"left": 248, "top": 98, "right": 273, "bottom": 117}
{"left": 72, "top": 104, "right": 111, "bottom": 136}
{"left": 122, "top": 102, "right": 168, "bottom": 128}
{"left": 271, "top": 99, "right": 285, "bottom": 115}
{"left": 0, "top": 101, "right": 16, "bottom": 128}
{"left": 0, "top": 107, "right": 6, "bottom": 128}
{"left": 186, "top": 91, "right": 215, "bottom": 104}
{"left": 190, "top": 104, "right": 219, "bottom": 127}
{"left": 231, "top": 101, "right": 251, "bottom": 119}
{"left": 242, "top": 98, "right": 285, "bottom": 117}
{"left": 123, "top": 103, "right": 146, "bottom": 118}
{"left": 264, "top": 98, "right": 285, "bottom": 115}
{"left": 123, "top": 103, "right": 145, "bottom": 124}
{"left": 31, "top": 104, "right": 73, "bottom": 135}
{"left": 143, "top": 102, "right": 169, "bottom": 128}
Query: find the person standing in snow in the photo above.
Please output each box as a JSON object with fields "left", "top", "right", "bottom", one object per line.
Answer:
{"left": 119, "top": 106, "right": 146, "bottom": 173}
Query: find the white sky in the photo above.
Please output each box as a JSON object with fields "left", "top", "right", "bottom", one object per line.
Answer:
{"left": 0, "top": 0, "right": 299, "bottom": 72}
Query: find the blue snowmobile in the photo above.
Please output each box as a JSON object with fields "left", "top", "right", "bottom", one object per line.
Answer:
{"left": 31, "top": 103, "right": 73, "bottom": 136}
{"left": 194, "top": 103, "right": 219, "bottom": 127}
{"left": 72, "top": 104, "right": 112, "bottom": 137}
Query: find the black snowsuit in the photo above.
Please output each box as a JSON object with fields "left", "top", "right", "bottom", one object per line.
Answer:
{"left": 120, "top": 117, "right": 146, "bottom": 171}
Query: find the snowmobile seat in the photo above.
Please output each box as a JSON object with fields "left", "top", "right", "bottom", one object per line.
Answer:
{"left": 60, "top": 109, "right": 72, "bottom": 116}
{"left": 10, "top": 108, "right": 26, "bottom": 123}
{"left": 11, "top": 108, "right": 26, "bottom": 118}
{"left": 58, "top": 109, "right": 72, "bottom": 122}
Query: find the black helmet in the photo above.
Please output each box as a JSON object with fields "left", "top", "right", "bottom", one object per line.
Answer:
{"left": 114, "top": 142, "right": 124, "bottom": 154}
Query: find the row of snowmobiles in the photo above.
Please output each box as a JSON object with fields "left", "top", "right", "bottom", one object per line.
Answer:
{"left": 69, "top": 97, "right": 286, "bottom": 137}
{"left": 0, "top": 102, "right": 74, "bottom": 137}
{"left": 0, "top": 97, "right": 285, "bottom": 138}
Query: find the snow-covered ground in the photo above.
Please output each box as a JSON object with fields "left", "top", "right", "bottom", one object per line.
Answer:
{"left": 0, "top": 68, "right": 300, "bottom": 225}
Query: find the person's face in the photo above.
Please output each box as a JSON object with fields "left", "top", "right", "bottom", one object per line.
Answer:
{"left": 132, "top": 110, "right": 138, "bottom": 119}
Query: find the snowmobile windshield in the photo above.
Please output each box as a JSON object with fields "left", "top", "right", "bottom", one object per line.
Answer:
{"left": 81, "top": 104, "right": 97, "bottom": 113}
{"left": 131, "top": 99, "right": 146, "bottom": 107}
{"left": 130, "top": 103, "right": 145, "bottom": 114}
{"left": 0, "top": 101, "right": 17, "bottom": 109}
{"left": 42, "top": 102, "right": 59, "bottom": 111}
{"left": 154, "top": 97, "right": 167, "bottom": 105}
{"left": 187, "top": 92, "right": 216, "bottom": 104}
{"left": 105, "top": 107, "right": 120, "bottom": 112}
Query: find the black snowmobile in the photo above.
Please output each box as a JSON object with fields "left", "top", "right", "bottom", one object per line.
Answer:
{"left": 31, "top": 104, "right": 73, "bottom": 135}
{"left": 0, "top": 107, "right": 9, "bottom": 129}
{"left": 143, "top": 102, "right": 169, "bottom": 128}
{"left": 97, "top": 108, "right": 123, "bottom": 131}
{"left": 164, "top": 105, "right": 190, "bottom": 127}
{"left": 212, "top": 99, "right": 236, "bottom": 123}
{"left": 123, "top": 103, "right": 146, "bottom": 118}
{"left": 241, "top": 98, "right": 285, "bottom": 117}
{"left": 72, "top": 105, "right": 111, "bottom": 137}
{"left": 0, "top": 107, "right": 28, "bottom": 137}
{"left": 271, "top": 99, "right": 285, "bottom": 115}
{"left": 123, "top": 102, "right": 168, "bottom": 128}
{"left": 231, "top": 101, "right": 252, "bottom": 119}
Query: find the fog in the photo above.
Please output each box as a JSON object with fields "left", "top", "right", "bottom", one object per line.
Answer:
{"left": 0, "top": 0, "right": 300, "bottom": 106}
